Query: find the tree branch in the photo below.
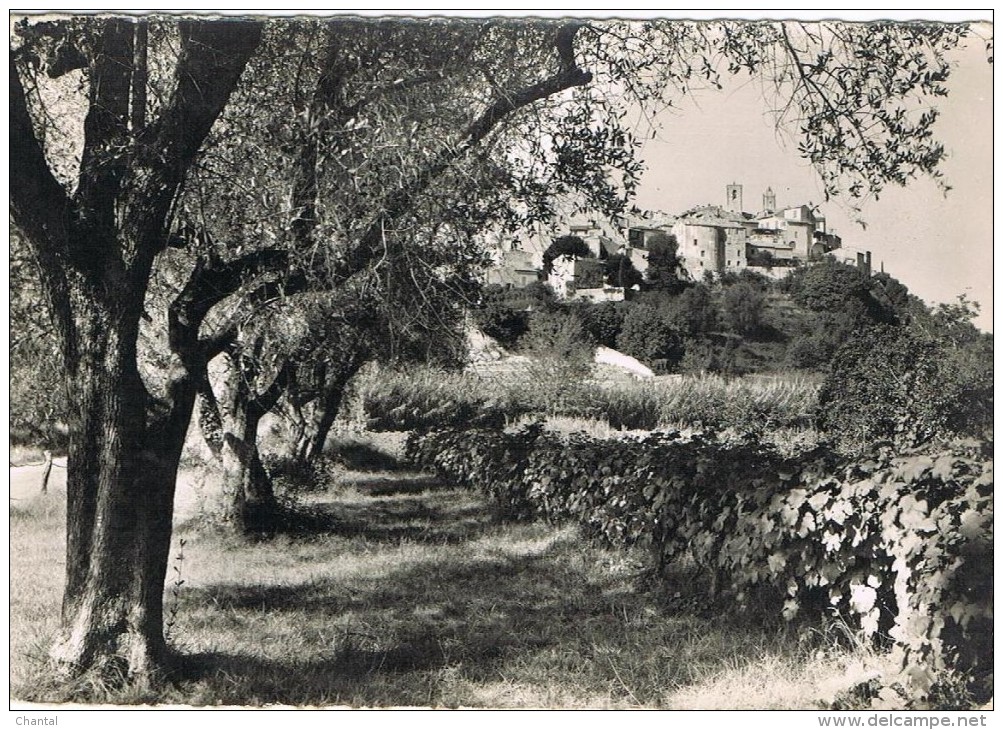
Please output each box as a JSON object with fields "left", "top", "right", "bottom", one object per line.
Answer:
{"left": 347, "top": 23, "right": 592, "bottom": 282}
{"left": 121, "top": 20, "right": 263, "bottom": 280}
{"left": 250, "top": 360, "right": 295, "bottom": 417}
{"left": 168, "top": 247, "right": 291, "bottom": 358}
{"left": 75, "top": 17, "right": 133, "bottom": 234}
{"left": 9, "top": 54, "right": 77, "bottom": 366}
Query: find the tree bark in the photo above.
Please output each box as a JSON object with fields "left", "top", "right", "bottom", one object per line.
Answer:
{"left": 39, "top": 450, "right": 53, "bottom": 494}
{"left": 215, "top": 353, "right": 293, "bottom": 532}
{"left": 219, "top": 391, "right": 276, "bottom": 530}
{"left": 48, "top": 295, "right": 197, "bottom": 678}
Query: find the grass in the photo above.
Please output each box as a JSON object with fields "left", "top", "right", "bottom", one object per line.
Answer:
{"left": 10, "top": 494, "right": 67, "bottom": 695}
{"left": 358, "top": 365, "right": 821, "bottom": 436}
{"left": 10, "top": 460, "right": 894, "bottom": 709}
{"left": 9, "top": 443, "right": 59, "bottom": 467}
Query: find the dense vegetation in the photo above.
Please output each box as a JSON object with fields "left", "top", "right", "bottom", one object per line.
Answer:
{"left": 360, "top": 367, "right": 820, "bottom": 436}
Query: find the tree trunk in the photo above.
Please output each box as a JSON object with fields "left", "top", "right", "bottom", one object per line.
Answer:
{"left": 220, "top": 400, "right": 276, "bottom": 531}
{"left": 305, "top": 359, "right": 365, "bottom": 461}
{"left": 39, "top": 450, "right": 53, "bottom": 494}
{"left": 216, "top": 355, "right": 281, "bottom": 532}
{"left": 286, "top": 398, "right": 312, "bottom": 465}
{"left": 48, "top": 307, "right": 196, "bottom": 679}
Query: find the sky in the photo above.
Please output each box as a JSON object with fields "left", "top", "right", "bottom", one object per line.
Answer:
{"left": 630, "top": 20, "right": 994, "bottom": 332}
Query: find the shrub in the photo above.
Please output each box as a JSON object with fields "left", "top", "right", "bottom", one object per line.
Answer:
{"left": 358, "top": 368, "right": 527, "bottom": 431}
{"left": 473, "top": 287, "right": 530, "bottom": 348}
{"left": 579, "top": 300, "right": 627, "bottom": 349}
{"left": 405, "top": 423, "right": 543, "bottom": 519}
{"left": 817, "top": 325, "right": 992, "bottom": 453}
{"left": 616, "top": 304, "right": 685, "bottom": 369}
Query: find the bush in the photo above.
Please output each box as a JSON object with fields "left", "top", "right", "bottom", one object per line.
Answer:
{"left": 616, "top": 304, "right": 685, "bottom": 368}
{"left": 817, "top": 325, "right": 993, "bottom": 453}
{"left": 579, "top": 300, "right": 627, "bottom": 349}
{"left": 405, "top": 423, "right": 543, "bottom": 519}
{"left": 473, "top": 288, "right": 530, "bottom": 347}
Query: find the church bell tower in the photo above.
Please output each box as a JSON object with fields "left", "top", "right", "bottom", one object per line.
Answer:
{"left": 725, "top": 183, "right": 743, "bottom": 213}
{"left": 762, "top": 186, "right": 776, "bottom": 214}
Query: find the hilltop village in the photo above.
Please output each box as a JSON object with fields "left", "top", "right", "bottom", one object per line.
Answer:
{"left": 487, "top": 184, "right": 872, "bottom": 301}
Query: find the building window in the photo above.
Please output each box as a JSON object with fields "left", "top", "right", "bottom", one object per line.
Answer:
{"left": 700, "top": 250, "right": 704, "bottom": 257}
{"left": 693, "top": 239, "right": 697, "bottom": 247}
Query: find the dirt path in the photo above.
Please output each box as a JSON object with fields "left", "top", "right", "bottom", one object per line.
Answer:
{"left": 9, "top": 458, "right": 67, "bottom": 501}
{"left": 9, "top": 461, "right": 206, "bottom": 525}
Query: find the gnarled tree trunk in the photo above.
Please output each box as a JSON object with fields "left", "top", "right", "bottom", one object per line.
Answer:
{"left": 213, "top": 351, "right": 293, "bottom": 531}
{"left": 218, "top": 383, "right": 276, "bottom": 530}
{"left": 49, "top": 289, "right": 197, "bottom": 677}
{"left": 305, "top": 356, "right": 367, "bottom": 461}
{"left": 11, "top": 17, "right": 262, "bottom": 678}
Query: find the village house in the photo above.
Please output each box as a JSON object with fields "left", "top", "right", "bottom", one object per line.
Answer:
{"left": 484, "top": 184, "right": 865, "bottom": 292}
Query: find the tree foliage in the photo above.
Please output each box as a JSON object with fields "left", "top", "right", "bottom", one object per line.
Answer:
{"left": 644, "top": 232, "right": 687, "bottom": 293}
{"left": 817, "top": 320, "right": 993, "bottom": 452}
{"left": 473, "top": 285, "right": 531, "bottom": 348}
{"left": 721, "top": 281, "right": 767, "bottom": 336}
{"left": 542, "top": 234, "right": 592, "bottom": 274}
{"left": 718, "top": 20, "right": 970, "bottom": 206}
{"left": 664, "top": 283, "right": 719, "bottom": 336}
{"left": 603, "top": 252, "right": 643, "bottom": 289}
{"left": 9, "top": 232, "right": 68, "bottom": 446}
{"left": 617, "top": 303, "right": 685, "bottom": 368}
{"left": 579, "top": 300, "right": 628, "bottom": 349}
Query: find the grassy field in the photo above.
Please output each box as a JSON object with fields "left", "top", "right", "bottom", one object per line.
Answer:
{"left": 358, "top": 365, "right": 821, "bottom": 436}
{"left": 11, "top": 462, "right": 889, "bottom": 708}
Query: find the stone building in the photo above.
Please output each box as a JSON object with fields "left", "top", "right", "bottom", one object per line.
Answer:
{"left": 671, "top": 205, "right": 749, "bottom": 279}
{"left": 484, "top": 185, "right": 864, "bottom": 291}
{"left": 485, "top": 249, "right": 542, "bottom": 288}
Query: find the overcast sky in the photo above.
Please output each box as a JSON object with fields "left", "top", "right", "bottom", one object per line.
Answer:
{"left": 631, "top": 21, "right": 994, "bottom": 332}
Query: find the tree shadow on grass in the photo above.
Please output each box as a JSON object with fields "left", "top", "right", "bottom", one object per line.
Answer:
{"left": 342, "top": 472, "right": 445, "bottom": 496}
{"left": 247, "top": 474, "right": 489, "bottom": 544}
{"left": 318, "top": 497, "right": 492, "bottom": 544}
{"left": 170, "top": 532, "right": 661, "bottom": 706}
{"left": 275, "top": 480, "right": 493, "bottom": 544}
{"left": 165, "top": 478, "right": 774, "bottom": 707}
